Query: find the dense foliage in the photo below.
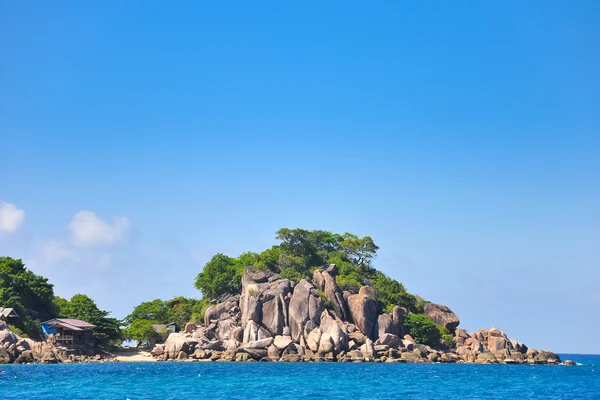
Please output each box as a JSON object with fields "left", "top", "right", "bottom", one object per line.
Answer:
{"left": 0, "top": 257, "right": 56, "bottom": 337}
{"left": 123, "top": 297, "right": 208, "bottom": 341}
{"left": 0, "top": 257, "right": 121, "bottom": 346}
{"left": 403, "top": 313, "right": 441, "bottom": 346}
{"left": 194, "top": 228, "right": 425, "bottom": 314}
{"left": 123, "top": 319, "right": 162, "bottom": 342}
{"left": 53, "top": 294, "right": 122, "bottom": 347}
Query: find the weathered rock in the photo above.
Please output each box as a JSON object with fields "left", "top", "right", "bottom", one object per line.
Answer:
{"left": 313, "top": 269, "right": 349, "bottom": 321}
{"left": 318, "top": 332, "right": 334, "bottom": 354}
{"left": 204, "top": 296, "right": 238, "bottom": 326}
{"left": 260, "top": 294, "right": 287, "bottom": 336}
{"left": 273, "top": 335, "right": 293, "bottom": 350}
{"left": 151, "top": 344, "right": 165, "bottom": 356}
{"left": 423, "top": 303, "right": 460, "bottom": 332}
{"left": 488, "top": 335, "right": 508, "bottom": 353}
{"left": 239, "top": 292, "right": 262, "bottom": 328}
{"left": 307, "top": 328, "right": 322, "bottom": 352}
{"left": 347, "top": 286, "right": 378, "bottom": 339}
{"left": 232, "top": 327, "right": 244, "bottom": 342}
{"left": 0, "top": 328, "right": 18, "bottom": 348}
{"left": 488, "top": 327, "right": 502, "bottom": 337}
{"left": 360, "top": 338, "right": 375, "bottom": 359}
{"left": 535, "top": 350, "right": 561, "bottom": 364}
{"left": 242, "top": 337, "right": 273, "bottom": 350}
{"left": 243, "top": 320, "right": 272, "bottom": 344}
{"left": 184, "top": 322, "right": 197, "bottom": 333}
{"left": 0, "top": 346, "right": 12, "bottom": 364}
{"left": 241, "top": 348, "right": 268, "bottom": 360}
{"left": 376, "top": 333, "right": 402, "bottom": 349}
{"left": 288, "top": 280, "right": 323, "bottom": 342}
{"left": 476, "top": 352, "right": 498, "bottom": 364}
{"left": 348, "top": 331, "right": 366, "bottom": 345}
{"left": 164, "top": 333, "right": 190, "bottom": 359}
{"left": 375, "top": 313, "right": 400, "bottom": 339}
{"left": 564, "top": 360, "right": 577, "bottom": 366}
{"left": 319, "top": 310, "right": 348, "bottom": 352}
{"left": 216, "top": 318, "right": 239, "bottom": 341}
{"left": 267, "top": 344, "right": 281, "bottom": 361}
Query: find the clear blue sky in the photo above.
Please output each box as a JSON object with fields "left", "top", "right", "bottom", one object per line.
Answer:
{"left": 1, "top": 1, "right": 598, "bottom": 353}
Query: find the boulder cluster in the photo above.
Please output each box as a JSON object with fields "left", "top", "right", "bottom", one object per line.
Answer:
{"left": 152, "top": 267, "right": 561, "bottom": 364}
{"left": 0, "top": 320, "right": 103, "bottom": 364}
{"left": 454, "top": 327, "right": 561, "bottom": 364}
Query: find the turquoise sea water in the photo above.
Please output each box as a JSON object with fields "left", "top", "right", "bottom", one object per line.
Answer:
{"left": 2, "top": 354, "right": 599, "bottom": 399}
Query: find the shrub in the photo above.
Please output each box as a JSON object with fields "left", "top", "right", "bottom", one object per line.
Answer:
{"left": 404, "top": 313, "right": 441, "bottom": 346}
{"left": 439, "top": 326, "right": 456, "bottom": 348}
{"left": 279, "top": 267, "right": 304, "bottom": 283}
{"left": 316, "top": 289, "right": 333, "bottom": 309}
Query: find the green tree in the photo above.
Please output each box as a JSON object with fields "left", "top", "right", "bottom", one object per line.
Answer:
{"left": 0, "top": 257, "right": 56, "bottom": 337}
{"left": 340, "top": 233, "right": 379, "bottom": 270}
{"left": 194, "top": 254, "right": 242, "bottom": 299}
{"left": 123, "top": 319, "right": 158, "bottom": 342}
{"left": 404, "top": 313, "right": 441, "bottom": 346}
{"left": 59, "top": 294, "right": 122, "bottom": 346}
{"left": 123, "top": 299, "right": 172, "bottom": 325}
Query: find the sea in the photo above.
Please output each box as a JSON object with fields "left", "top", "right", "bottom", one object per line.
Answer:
{"left": 1, "top": 354, "right": 599, "bottom": 399}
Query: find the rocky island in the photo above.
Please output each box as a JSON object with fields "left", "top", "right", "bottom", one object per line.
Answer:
{"left": 0, "top": 229, "right": 563, "bottom": 365}
{"left": 150, "top": 266, "right": 561, "bottom": 364}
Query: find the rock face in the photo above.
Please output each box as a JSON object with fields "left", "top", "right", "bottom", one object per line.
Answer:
{"left": 347, "top": 286, "right": 378, "bottom": 339}
{"left": 313, "top": 266, "right": 350, "bottom": 321}
{"left": 424, "top": 303, "right": 460, "bottom": 332}
{"left": 0, "top": 265, "right": 560, "bottom": 365}
{"left": 288, "top": 279, "right": 323, "bottom": 342}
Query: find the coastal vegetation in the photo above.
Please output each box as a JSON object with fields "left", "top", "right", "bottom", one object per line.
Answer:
{"left": 194, "top": 228, "right": 425, "bottom": 312}
{"left": 1, "top": 229, "right": 450, "bottom": 349}
{"left": 191, "top": 228, "right": 439, "bottom": 344}
{"left": 0, "top": 256, "right": 121, "bottom": 346}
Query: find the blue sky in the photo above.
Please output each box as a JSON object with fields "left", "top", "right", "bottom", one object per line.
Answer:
{"left": 1, "top": 1, "right": 598, "bottom": 353}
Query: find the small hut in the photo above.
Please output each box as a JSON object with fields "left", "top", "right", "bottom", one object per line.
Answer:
{"left": 0, "top": 307, "right": 19, "bottom": 322}
{"left": 41, "top": 318, "right": 96, "bottom": 349}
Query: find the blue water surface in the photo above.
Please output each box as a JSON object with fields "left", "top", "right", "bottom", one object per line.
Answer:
{"left": 1, "top": 354, "right": 599, "bottom": 400}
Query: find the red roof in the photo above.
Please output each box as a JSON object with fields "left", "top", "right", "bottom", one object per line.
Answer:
{"left": 42, "top": 318, "right": 96, "bottom": 331}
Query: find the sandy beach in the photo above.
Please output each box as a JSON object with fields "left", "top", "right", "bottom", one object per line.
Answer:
{"left": 113, "top": 349, "right": 157, "bottom": 362}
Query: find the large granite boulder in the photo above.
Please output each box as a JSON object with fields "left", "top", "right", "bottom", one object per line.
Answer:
{"left": 319, "top": 310, "right": 348, "bottom": 353}
{"left": 375, "top": 313, "right": 400, "bottom": 339}
{"left": 204, "top": 296, "right": 238, "bottom": 326}
{"left": 487, "top": 335, "right": 508, "bottom": 353}
{"left": 313, "top": 267, "right": 349, "bottom": 321}
{"left": 288, "top": 280, "right": 324, "bottom": 342}
{"left": 164, "top": 333, "right": 190, "bottom": 359}
{"left": 0, "top": 328, "right": 18, "bottom": 348}
{"left": 0, "top": 346, "right": 11, "bottom": 364}
{"left": 423, "top": 303, "right": 460, "bottom": 332}
{"left": 215, "top": 318, "right": 239, "bottom": 341}
{"left": 242, "top": 320, "right": 272, "bottom": 344}
{"left": 347, "top": 286, "right": 378, "bottom": 339}
{"left": 239, "top": 268, "right": 293, "bottom": 336}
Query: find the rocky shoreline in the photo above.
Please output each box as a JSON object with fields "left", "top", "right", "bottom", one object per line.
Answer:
{"left": 150, "top": 267, "right": 563, "bottom": 365}
{"left": 0, "top": 266, "right": 566, "bottom": 366}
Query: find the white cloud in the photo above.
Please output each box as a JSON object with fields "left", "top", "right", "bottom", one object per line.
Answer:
{"left": 68, "top": 211, "right": 131, "bottom": 247}
{"left": 37, "top": 239, "right": 78, "bottom": 263}
{"left": 0, "top": 201, "right": 25, "bottom": 233}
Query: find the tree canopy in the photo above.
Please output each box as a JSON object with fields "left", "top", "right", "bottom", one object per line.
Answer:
{"left": 193, "top": 228, "right": 426, "bottom": 314}
{"left": 0, "top": 257, "right": 122, "bottom": 345}
{"left": 124, "top": 296, "right": 208, "bottom": 335}
{"left": 52, "top": 294, "right": 122, "bottom": 346}
{"left": 0, "top": 257, "right": 56, "bottom": 337}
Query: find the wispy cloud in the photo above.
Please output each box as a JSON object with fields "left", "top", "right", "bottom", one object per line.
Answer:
{"left": 0, "top": 201, "right": 25, "bottom": 233}
{"left": 68, "top": 211, "right": 131, "bottom": 247}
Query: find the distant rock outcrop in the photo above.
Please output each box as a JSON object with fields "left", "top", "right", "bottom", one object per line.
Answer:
{"left": 424, "top": 303, "right": 460, "bottom": 332}
{"left": 144, "top": 266, "right": 560, "bottom": 365}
